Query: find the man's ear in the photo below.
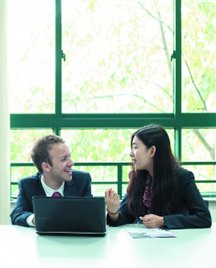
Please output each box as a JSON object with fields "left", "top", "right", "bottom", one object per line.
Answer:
{"left": 150, "top": 146, "right": 156, "bottom": 157}
{"left": 41, "top": 162, "right": 51, "bottom": 172}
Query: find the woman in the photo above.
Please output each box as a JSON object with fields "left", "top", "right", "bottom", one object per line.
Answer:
{"left": 105, "top": 124, "right": 212, "bottom": 229}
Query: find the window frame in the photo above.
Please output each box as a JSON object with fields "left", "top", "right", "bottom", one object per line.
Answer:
{"left": 10, "top": 0, "right": 216, "bottom": 199}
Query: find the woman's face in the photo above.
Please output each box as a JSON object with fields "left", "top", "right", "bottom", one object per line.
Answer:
{"left": 130, "top": 135, "right": 155, "bottom": 173}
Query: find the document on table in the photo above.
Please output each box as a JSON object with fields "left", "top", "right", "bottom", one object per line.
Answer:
{"left": 125, "top": 225, "right": 176, "bottom": 238}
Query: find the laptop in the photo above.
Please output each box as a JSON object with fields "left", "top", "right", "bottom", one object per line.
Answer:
{"left": 32, "top": 196, "right": 106, "bottom": 236}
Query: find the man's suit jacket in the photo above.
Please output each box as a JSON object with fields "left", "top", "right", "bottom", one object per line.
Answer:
{"left": 10, "top": 170, "right": 92, "bottom": 226}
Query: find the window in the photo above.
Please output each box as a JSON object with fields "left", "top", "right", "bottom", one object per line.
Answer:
{"left": 8, "top": 0, "right": 216, "bottom": 199}
{"left": 7, "top": 0, "right": 55, "bottom": 114}
{"left": 62, "top": 0, "right": 174, "bottom": 113}
{"left": 182, "top": 0, "right": 216, "bottom": 112}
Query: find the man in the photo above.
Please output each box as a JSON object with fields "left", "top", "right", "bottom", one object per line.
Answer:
{"left": 10, "top": 134, "right": 92, "bottom": 227}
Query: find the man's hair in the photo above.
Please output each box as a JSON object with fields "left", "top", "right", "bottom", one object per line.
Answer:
{"left": 30, "top": 134, "right": 65, "bottom": 173}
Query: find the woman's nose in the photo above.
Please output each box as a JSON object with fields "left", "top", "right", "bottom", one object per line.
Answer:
{"left": 129, "top": 150, "right": 134, "bottom": 157}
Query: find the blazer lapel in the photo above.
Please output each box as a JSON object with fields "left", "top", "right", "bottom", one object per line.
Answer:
{"left": 64, "top": 180, "right": 77, "bottom": 196}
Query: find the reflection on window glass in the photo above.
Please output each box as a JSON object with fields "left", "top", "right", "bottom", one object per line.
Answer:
{"left": 62, "top": 0, "right": 173, "bottom": 113}
{"left": 7, "top": 0, "right": 55, "bottom": 113}
{"left": 10, "top": 129, "right": 54, "bottom": 162}
{"left": 182, "top": 129, "right": 216, "bottom": 161}
{"left": 182, "top": 0, "right": 216, "bottom": 112}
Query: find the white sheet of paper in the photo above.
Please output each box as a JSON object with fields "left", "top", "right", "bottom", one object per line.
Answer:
{"left": 125, "top": 225, "right": 176, "bottom": 238}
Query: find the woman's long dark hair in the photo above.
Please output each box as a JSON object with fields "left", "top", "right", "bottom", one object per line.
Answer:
{"left": 127, "top": 125, "right": 179, "bottom": 215}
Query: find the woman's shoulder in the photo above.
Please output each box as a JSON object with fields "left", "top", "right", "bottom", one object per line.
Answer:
{"left": 174, "top": 166, "right": 195, "bottom": 181}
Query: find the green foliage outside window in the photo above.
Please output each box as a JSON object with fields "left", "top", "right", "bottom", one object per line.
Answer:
{"left": 8, "top": 0, "right": 216, "bottom": 198}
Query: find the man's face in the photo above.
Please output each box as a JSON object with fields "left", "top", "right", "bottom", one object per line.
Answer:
{"left": 48, "top": 143, "right": 73, "bottom": 183}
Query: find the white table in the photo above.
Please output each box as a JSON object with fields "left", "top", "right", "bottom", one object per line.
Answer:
{"left": 0, "top": 224, "right": 216, "bottom": 268}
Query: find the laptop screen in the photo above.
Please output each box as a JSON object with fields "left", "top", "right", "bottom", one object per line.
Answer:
{"left": 32, "top": 196, "right": 106, "bottom": 235}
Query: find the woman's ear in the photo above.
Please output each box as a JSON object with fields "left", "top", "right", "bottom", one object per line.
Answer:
{"left": 150, "top": 146, "right": 156, "bottom": 157}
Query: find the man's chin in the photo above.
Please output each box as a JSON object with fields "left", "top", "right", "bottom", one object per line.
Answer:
{"left": 62, "top": 172, "right": 72, "bottom": 182}
{"left": 64, "top": 176, "right": 72, "bottom": 182}
{"left": 66, "top": 174, "right": 72, "bottom": 181}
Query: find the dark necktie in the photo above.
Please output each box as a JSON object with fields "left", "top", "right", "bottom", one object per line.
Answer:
{"left": 143, "top": 175, "right": 152, "bottom": 211}
{"left": 52, "top": 191, "right": 62, "bottom": 198}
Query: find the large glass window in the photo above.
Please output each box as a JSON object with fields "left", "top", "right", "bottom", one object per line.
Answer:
{"left": 7, "top": 0, "right": 55, "bottom": 114}
{"left": 62, "top": 0, "right": 174, "bottom": 113}
{"left": 61, "top": 129, "right": 133, "bottom": 162}
{"left": 182, "top": 0, "right": 216, "bottom": 112}
{"left": 181, "top": 128, "right": 216, "bottom": 193}
{"left": 7, "top": 0, "right": 216, "bottom": 199}
{"left": 10, "top": 129, "right": 53, "bottom": 198}
{"left": 182, "top": 129, "right": 216, "bottom": 162}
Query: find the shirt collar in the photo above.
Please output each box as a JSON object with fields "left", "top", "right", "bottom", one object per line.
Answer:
{"left": 40, "top": 175, "right": 65, "bottom": 197}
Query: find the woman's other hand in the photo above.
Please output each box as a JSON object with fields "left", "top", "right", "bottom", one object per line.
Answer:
{"left": 139, "top": 214, "right": 164, "bottom": 228}
{"left": 105, "top": 188, "right": 120, "bottom": 217}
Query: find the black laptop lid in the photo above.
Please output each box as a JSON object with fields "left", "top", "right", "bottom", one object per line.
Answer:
{"left": 32, "top": 196, "right": 106, "bottom": 235}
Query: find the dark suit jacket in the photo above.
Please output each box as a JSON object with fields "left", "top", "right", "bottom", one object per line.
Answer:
{"left": 10, "top": 170, "right": 92, "bottom": 226}
{"left": 107, "top": 167, "right": 212, "bottom": 229}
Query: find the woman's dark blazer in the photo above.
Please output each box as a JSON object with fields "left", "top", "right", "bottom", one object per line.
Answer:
{"left": 107, "top": 167, "right": 212, "bottom": 229}
{"left": 10, "top": 171, "right": 92, "bottom": 226}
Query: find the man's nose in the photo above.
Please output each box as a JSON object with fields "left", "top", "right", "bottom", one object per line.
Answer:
{"left": 68, "top": 158, "right": 74, "bottom": 166}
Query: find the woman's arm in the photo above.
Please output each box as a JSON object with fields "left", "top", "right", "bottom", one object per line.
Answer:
{"left": 164, "top": 169, "right": 212, "bottom": 229}
{"left": 106, "top": 191, "right": 136, "bottom": 226}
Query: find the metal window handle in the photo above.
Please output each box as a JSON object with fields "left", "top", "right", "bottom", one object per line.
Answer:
{"left": 171, "top": 50, "right": 176, "bottom": 61}
{"left": 61, "top": 50, "right": 66, "bottom": 61}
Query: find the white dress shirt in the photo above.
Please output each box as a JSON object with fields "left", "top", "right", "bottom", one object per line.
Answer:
{"left": 26, "top": 176, "right": 65, "bottom": 227}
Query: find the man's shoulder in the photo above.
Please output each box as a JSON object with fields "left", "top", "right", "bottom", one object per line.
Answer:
{"left": 19, "top": 173, "right": 41, "bottom": 185}
{"left": 71, "top": 170, "right": 91, "bottom": 183}
{"left": 72, "top": 170, "right": 90, "bottom": 177}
